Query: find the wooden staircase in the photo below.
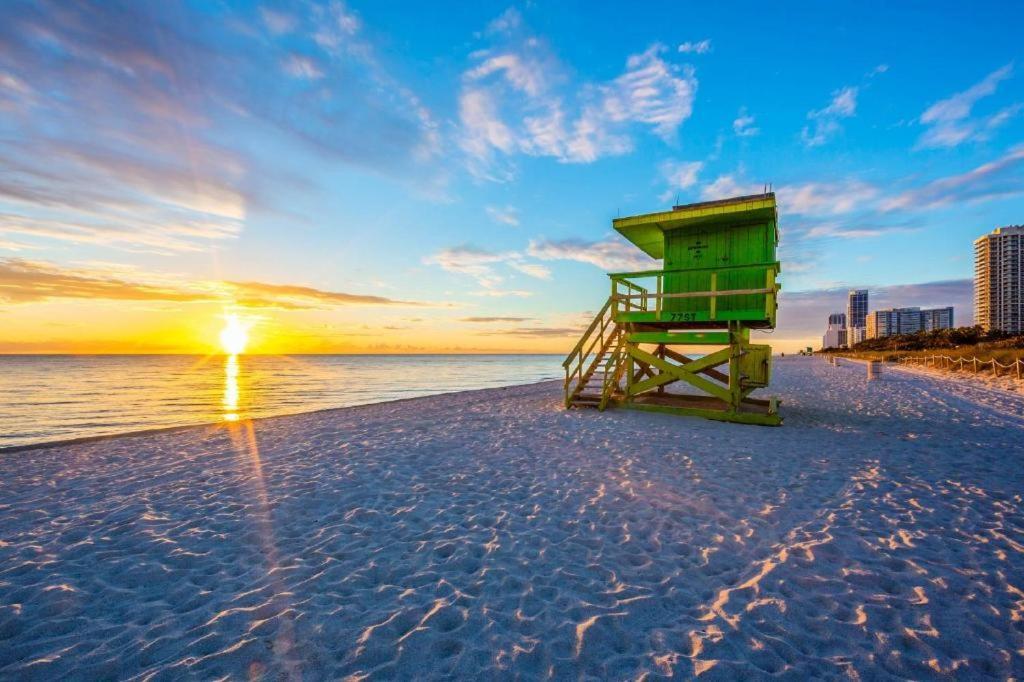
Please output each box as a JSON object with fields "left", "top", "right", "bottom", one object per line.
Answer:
{"left": 563, "top": 298, "right": 627, "bottom": 410}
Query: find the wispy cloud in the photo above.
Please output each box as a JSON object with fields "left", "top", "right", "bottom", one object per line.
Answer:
{"left": 780, "top": 181, "right": 879, "bottom": 216}
{"left": 700, "top": 175, "right": 766, "bottom": 201}
{"left": 0, "top": 137, "right": 247, "bottom": 254}
{"left": 0, "top": 0, "right": 443, "bottom": 255}
{"left": 459, "top": 89, "right": 520, "bottom": 181}
{"left": 701, "top": 142, "right": 1024, "bottom": 258}
{"left": 424, "top": 245, "right": 549, "bottom": 293}
{"left": 474, "top": 325, "right": 580, "bottom": 337}
{"left": 528, "top": 237, "right": 656, "bottom": 271}
{"left": 225, "top": 281, "right": 430, "bottom": 308}
{"left": 483, "top": 7, "right": 523, "bottom": 35}
{"left": 461, "top": 316, "right": 586, "bottom": 342}
{"left": 465, "top": 53, "right": 545, "bottom": 97}
{"left": 0, "top": 259, "right": 208, "bottom": 305}
{"left": 706, "top": 143, "right": 1024, "bottom": 222}
{"left": 916, "top": 63, "right": 1018, "bottom": 149}
{"left": 600, "top": 45, "right": 698, "bottom": 139}
{"left": 698, "top": 174, "right": 913, "bottom": 252}
{"left": 508, "top": 261, "right": 551, "bottom": 280}
{"left": 458, "top": 12, "right": 698, "bottom": 178}
{"left": 260, "top": 8, "right": 298, "bottom": 34}
{"left": 802, "top": 86, "right": 858, "bottom": 147}
{"left": 701, "top": 174, "right": 894, "bottom": 250}
{"left": 469, "top": 289, "right": 532, "bottom": 298}
{"left": 677, "top": 40, "right": 712, "bottom": 55}
{"left": 659, "top": 160, "right": 704, "bottom": 202}
{"left": 424, "top": 246, "right": 509, "bottom": 288}
{"left": 0, "top": 210, "right": 240, "bottom": 256}
{"left": 0, "top": 238, "right": 39, "bottom": 252}
{"left": 459, "top": 316, "right": 534, "bottom": 323}
{"left": 486, "top": 205, "right": 520, "bottom": 226}
{"left": 281, "top": 53, "right": 325, "bottom": 79}
{"left": 802, "top": 221, "right": 917, "bottom": 240}
{"left": 0, "top": 258, "right": 434, "bottom": 308}
{"left": 733, "top": 107, "right": 759, "bottom": 137}
{"left": 882, "top": 144, "right": 1024, "bottom": 210}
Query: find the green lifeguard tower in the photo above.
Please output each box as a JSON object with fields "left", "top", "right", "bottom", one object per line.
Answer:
{"left": 562, "top": 192, "right": 782, "bottom": 425}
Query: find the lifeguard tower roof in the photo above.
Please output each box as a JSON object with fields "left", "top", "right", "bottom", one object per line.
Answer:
{"left": 612, "top": 193, "right": 777, "bottom": 259}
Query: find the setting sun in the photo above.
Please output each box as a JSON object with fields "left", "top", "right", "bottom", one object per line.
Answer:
{"left": 219, "top": 314, "right": 249, "bottom": 355}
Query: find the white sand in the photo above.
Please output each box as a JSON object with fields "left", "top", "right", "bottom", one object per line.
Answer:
{"left": 1, "top": 357, "right": 1023, "bottom": 679}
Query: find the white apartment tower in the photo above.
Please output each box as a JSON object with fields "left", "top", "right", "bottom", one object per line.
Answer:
{"left": 975, "top": 225, "right": 1024, "bottom": 333}
{"left": 822, "top": 312, "right": 847, "bottom": 349}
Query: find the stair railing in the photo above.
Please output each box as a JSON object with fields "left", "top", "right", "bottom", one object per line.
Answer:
{"left": 563, "top": 297, "right": 615, "bottom": 406}
{"left": 598, "top": 333, "right": 627, "bottom": 410}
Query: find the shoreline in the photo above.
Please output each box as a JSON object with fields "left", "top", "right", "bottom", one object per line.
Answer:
{"left": 0, "top": 378, "right": 563, "bottom": 455}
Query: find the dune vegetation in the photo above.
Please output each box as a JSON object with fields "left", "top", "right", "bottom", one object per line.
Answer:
{"left": 823, "top": 326, "right": 1024, "bottom": 365}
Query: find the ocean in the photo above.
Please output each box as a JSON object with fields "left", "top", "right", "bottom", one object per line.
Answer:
{"left": 0, "top": 354, "right": 563, "bottom": 449}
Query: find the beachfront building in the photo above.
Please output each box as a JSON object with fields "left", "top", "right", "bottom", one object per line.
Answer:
{"left": 847, "top": 326, "right": 866, "bottom": 346}
{"left": 846, "top": 289, "right": 868, "bottom": 345}
{"left": 564, "top": 193, "right": 782, "bottom": 425}
{"left": 974, "top": 225, "right": 1024, "bottom": 333}
{"left": 921, "top": 306, "right": 955, "bottom": 331}
{"left": 822, "top": 312, "right": 847, "bottom": 349}
{"left": 866, "top": 306, "right": 954, "bottom": 339}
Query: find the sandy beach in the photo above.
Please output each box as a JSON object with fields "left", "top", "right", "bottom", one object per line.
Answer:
{"left": 2, "top": 356, "right": 1023, "bottom": 679}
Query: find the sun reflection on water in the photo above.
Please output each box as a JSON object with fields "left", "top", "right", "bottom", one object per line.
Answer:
{"left": 224, "top": 354, "right": 240, "bottom": 421}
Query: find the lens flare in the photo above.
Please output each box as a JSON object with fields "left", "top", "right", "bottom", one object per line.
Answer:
{"left": 219, "top": 314, "right": 249, "bottom": 355}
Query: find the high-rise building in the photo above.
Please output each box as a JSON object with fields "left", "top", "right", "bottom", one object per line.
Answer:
{"left": 920, "top": 306, "right": 954, "bottom": 331}
{"left": 847, "top": 289, "right": 868, "bottom": 341}
{"left": 822, "top": 312, "right": 847, "bottom": 349}
{"left": 847, "top": 326, "right": 866, "bottom": 346}
{"left": 975, "top": 225, "right": 1024, "bottom": 333}
{"left": 866, "top": 306, "right": 954, "bottom": 339}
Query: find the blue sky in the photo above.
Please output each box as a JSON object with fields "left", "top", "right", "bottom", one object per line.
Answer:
{"left": 0, "top": 0, "right": 1022, "bottom": 352}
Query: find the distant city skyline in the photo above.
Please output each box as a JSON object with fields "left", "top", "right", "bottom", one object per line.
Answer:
{"left": 819, "top": 284, "right": 961, "bottom": 347}
{"left": 0, "top": 2, "right": 1021, "bottom": 354}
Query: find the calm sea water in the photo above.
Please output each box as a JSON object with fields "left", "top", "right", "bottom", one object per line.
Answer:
{"left": 0, "top": 355, "right": 563, "bottom": 449}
